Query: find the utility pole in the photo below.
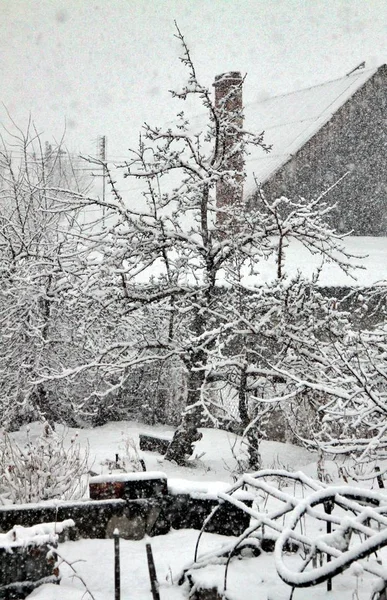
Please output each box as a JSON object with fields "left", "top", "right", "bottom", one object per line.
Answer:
{"left": 98, "top": 135, "right": 107, "bottom": 225}
{"left": 99, "top": 135, "right": 107, "bottom": 203}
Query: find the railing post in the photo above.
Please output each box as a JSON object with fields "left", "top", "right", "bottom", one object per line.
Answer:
{"left": 324, "top": 499, "right": 334, "bottom": 592}
{"left": 114, "top": 528, "right": 120, "bottom": 600}
{"left": 376, "top": 466, "right": 384, "bottom": 489}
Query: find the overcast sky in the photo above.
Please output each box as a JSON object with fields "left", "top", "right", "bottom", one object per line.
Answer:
{"left": 2, "top": 0, "right": 387, "bottom": 162}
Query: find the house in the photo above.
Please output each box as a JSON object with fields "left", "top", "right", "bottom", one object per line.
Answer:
{"left": 210, "top": 66, "right": 387, "bottom": 290}
{"left": 241, "top": 64, "right": 387, "bottom": 236}
{"left": 117, "top": 67, "right": 387, "bottom": 287}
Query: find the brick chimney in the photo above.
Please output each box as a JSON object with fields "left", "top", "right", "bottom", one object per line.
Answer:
{"left": 213, "top": 72, "right": 244, "bottom": 227}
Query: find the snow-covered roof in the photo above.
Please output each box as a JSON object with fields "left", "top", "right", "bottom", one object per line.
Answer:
{"left": 243, "top": 66, "right": 380, "bottom": 193}
{"left": 117, "top": 65, "right": 381, "bottom": 204}
{"left": 241, "top": 236, "right": 387, "bottom": 288}
{"left": 107, "top": 235, "right": 386, "bottom": 289}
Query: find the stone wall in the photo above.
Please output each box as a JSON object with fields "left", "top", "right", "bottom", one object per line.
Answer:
{"left": 0, "top": 474, "right": 253, "bottom": 542}
{"left": 0, "top": 498, "right": 169, "bottom": 541}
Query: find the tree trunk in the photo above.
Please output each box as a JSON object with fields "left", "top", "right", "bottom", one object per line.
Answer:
{"left": 34, "top": 383, "right": 56, "bottom": 429}
{"left": 164, "top": 287, "right": 214, "bottom": 464}
{"left": 164, "top": 354, "right": 205, "bottom": 464}
{"left": 239, "top": 363, "right": 261, "bottom": 471}
{"left": 246, "top": 427, "right": 262, "bottom": 471}
{"left": 238, "top": 364, "right": 249, "bottom": 427}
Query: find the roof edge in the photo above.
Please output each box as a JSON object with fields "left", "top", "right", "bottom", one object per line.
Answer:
{"left": 245, "top": 64, "right": 384, "bottom": 110}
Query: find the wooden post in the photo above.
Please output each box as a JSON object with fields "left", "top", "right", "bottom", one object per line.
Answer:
{"left": 114, "top": 529, "right": 120, "bottom": 600}
{"left": 146, "top": 542, "right": 160, "bottom": 600}
{"left": 324, "top": 500, "right": 334, "bottom": 592}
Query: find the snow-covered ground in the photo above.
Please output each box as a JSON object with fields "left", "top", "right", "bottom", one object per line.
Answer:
{"left": 4, "top": 421, "right": 386, "bottom": 599}
{"left": 8, "top": 420, "right": 316, "bottom": 484}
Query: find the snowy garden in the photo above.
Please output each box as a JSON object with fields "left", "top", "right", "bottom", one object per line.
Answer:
{"left": 1, "top": 18, "right": 387, "bottom": 600}
{"left": 1, "top": 422, "right": 387, "bottom": 599}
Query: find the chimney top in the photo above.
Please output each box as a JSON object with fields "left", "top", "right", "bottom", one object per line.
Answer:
{"left": 213, "top": 72, "right": 242, "bottom": 86}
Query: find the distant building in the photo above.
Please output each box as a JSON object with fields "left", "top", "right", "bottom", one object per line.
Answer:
{"left": 242, "top": 64, "right": 387, "bottom": 236}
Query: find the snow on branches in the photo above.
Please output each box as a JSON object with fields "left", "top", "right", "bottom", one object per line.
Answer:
{"left": 0, "top": 117, "right": 93, "bottom": 427}
{"left": 0, "top": 423, "right": 89, "bottom": 503}
{"left": 5, "top": 25, "right": 383, "bottom": 468}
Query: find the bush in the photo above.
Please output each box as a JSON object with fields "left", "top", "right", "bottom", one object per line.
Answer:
{"left": 0, "top": 423, "right": 89, "bottom": 504}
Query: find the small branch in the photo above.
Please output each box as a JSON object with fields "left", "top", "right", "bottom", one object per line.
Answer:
{"left": 52, "top": 547, "right": 97, "bottom": 600}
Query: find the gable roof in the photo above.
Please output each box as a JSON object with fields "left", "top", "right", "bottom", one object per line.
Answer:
{"left": 243, "top": 65, "right": 381, "bottom": 194}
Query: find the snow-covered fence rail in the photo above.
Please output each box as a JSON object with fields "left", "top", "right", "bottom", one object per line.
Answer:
{"left": 182, "top": 470, "right": 387, "bottom": 597}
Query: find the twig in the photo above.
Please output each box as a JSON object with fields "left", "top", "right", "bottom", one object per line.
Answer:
{"left": 51, "top": 547, "right": 96, "bottom": 600}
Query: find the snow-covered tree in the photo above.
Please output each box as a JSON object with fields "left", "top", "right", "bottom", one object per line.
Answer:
{"left": 0, "top": 118, "right": 93, "bottom": 427}
{"left": 232, "top": 275, "right": 386, "bottom": 465}
{"left": 294, "top": 316, "right": 387, "bottom": 464}
{"left": 52, "top": 26, "right": 359, "bottom": 463}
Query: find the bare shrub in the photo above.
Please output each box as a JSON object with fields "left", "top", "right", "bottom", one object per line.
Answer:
{"left": 0, "top": 423, "right": 89, "bottom": 503}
